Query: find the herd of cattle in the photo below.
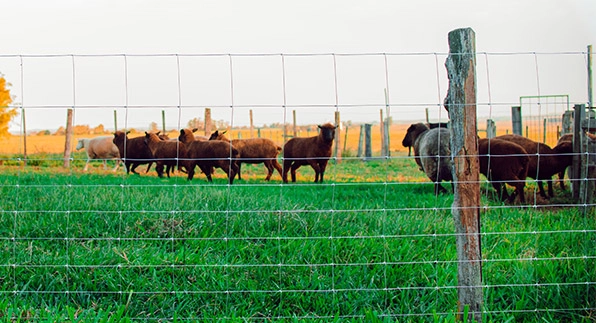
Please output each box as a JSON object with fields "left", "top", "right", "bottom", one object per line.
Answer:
{"left": 76, "top": 122, "right": 594, "bottom": 204}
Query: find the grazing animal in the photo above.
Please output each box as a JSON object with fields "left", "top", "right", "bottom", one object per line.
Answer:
{"left": 112, "top": 131, "right": 155, "bottom": 175}
{"left": 496, "top": 134, "right": 573, "bottom": 198}
{"left": 76, "top": 136, "right": 121, "bottom": 172}
{"left": 478, "top": 138, "right": 529, "bottom": 203}
{"left": 556, "top": 134, "right": 573, "bottom": 189}
{"left": 178, "top": 128, "right": 239, "bottom": 184}
{"left": 282, "top": 123, "right": 336, "bottom": 183}
{"left": 402, "top": 123, "right": 453, "bottom": 195}
{"left": 143, "top": 132, "right": 188, "bottom": 178}
{"left": 180, "top": 128, "right": 209, "bottom": 142}
{"left": 209, "top": 130, "right": 283, "bottom": 181}
{"left": 428, "top": 122, "right": 449, "bottom": 129}
{"left": 402, "top": 122, "right": 449, "bottom": 156}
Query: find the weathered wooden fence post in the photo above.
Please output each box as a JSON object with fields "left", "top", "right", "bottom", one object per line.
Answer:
{"left": 486, "top": 119, "right": 496, "bottom": 138}
{"left": 512, "top": 106, "right": 522, "bottom": 135}
{"left": 444, "top": 27, "right": 483, "bottom": 322}
{"left": 383, "top": 119, "right": 391, "bottom": 157}
{"left": 543, "top": 118, "right": 548, "bottom": 143}
{"left": 334, "top": 111, "right": 342, "bottom": 162}
{"left": 588, "top": 44, "right": 593, "bottom": 110}
{"left": 204, "top": 108, "right": 212, "bottom": 136}
{"left": 357, "top": 124, "right": 365, "bottom": 158}
{"left": 364, "top": 123, "right": 372, "bottom": 160}
{"left": 63, "top": 108, "right": 74, "bottom": 168}
{"left": 343, "top": 125, "right": 349, "bottom": 153}
{"left": 249, "top": 109, "right": 254, "bottom": 138}
{"left": 571, "top": 104, "right": 586, "bottom": 199}
{"left": 384, "top": 88, "right": 392, "bottom": 157}
{"left": 579, "top": 114, "right": 596, "bottom": 207}
{"left": 562, "top": 110, "right": 574, "bottom": 135}
{"left": 292, "top": 110, "right": 297, "bottom": 138}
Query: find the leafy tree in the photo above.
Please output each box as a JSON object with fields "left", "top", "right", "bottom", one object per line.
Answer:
{"left": 0, "top": 73, "right": 17, "bottom": 138}
{"left": 73, "top": 124, "right": 91, "bottom": 135}
{"left": 187, "top": 117, "right": 203, "bottom": 129}
{"left": 149, "top": 122, "right": 159, "bottom": 132}
{"left": 92, "top": 124, "right": 105, "bottom": 134}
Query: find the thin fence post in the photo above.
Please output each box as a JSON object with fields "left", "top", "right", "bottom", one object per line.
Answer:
{"left": 357, "top": 124, "right": 365, "bottom": 158}
{"left": 486, "top": 119, "right": 496, "bottom": 138}
{"left": 512, "top": 106, "right": 522, "bottom": 135}
{"left": 334, "top": 111, "right": 342, "bottom": 162}
{"left": 562, "top": 110, "right": 574, "bottom": 135}
{"left": 343, "top": 125, "right": 348, "bottom": 154}
{"left": 588, "top": 44, "right": 593, "bottom": 110}
{"left": 63, "top": 108, "right": 74, "bottom": 168}
{"left": 162, "top": 110, "right": 166, "bottom": 134}
{"left": 113, "top": 110, "right": 118, "bottom": 132}
{"left": 579, "top": 114, "right": 596, "bottom": 207}
{"left": 293, "top": 110, "right": 297, "bottom": 138}
{"left": 380, "top": 109, "right": 386, "bottom": 156}
{"left": 21, "top": 107, "right": 27, "bottom": 166}
{"left": 543, "top": 118, "right": 547, "bottom": 143}
{"left": 204, "top": 108, "right": 212, "bottom": 136}
{"left": 444, "top": 27, "right": 482, "bottom": 322}
{"left": 250, "top": 109, "right": 254, "bottom": 138}
{"left": 383, "top": 118, "right": 391, "bottom": 157}
{"left": 572, "top": 104, "right": 586, "bottom": 199}
{"left": 364, "top": 124, "right": 372, "bottom": 160}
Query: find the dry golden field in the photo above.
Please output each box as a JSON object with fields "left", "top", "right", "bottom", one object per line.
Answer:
{"left": 0, "top": 119, "right": 562, "bottom": 156}
{"left": 1, "top": 124, "right": 408, "bottom": 156}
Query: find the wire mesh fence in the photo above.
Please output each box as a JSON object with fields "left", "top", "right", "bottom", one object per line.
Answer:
{"left": 0, "top": 50, "right": 594, "bottom": 321}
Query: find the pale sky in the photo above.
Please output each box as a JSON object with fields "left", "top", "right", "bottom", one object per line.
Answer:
{"left": 1, "top": 0, "right": 595, "bottom": 133}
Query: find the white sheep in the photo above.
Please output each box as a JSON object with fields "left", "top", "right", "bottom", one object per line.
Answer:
{"left": 76, "top": 136, "right": 121, "bottom": 172}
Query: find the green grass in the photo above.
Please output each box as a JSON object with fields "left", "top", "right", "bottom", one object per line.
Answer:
{"left": 0, "top": 154, "right": 594, "bottom": 322}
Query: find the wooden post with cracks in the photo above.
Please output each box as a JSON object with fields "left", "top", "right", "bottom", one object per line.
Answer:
{"left": 204, "top": 108, "right": 212, "bottom": 136}
{"left": 334, "top": 111, "right": 342, "bottom": 162}
{"left": 444, "top": 27, "right": 483, "bottom": 322}
{"left": 63, "top": 108, "right": 74, "bottom": 168}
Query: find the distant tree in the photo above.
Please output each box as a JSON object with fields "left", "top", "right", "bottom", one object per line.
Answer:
{"left": 149, "top": 122, "right": 159, "bottom": 132}
{"left": 0, "top": 73, "right": 17, "bottom": 138}
{"left": 215, "top": 120, "right": 229, "bottom": 130}
{"left": 187, "top": 117, "right": 203, "bottom": 129}
{"left": 92, "top": 124, "right": 105, "bottom": 134}
{"left": 73, "top": 124, "right": 91, "bottom": 135}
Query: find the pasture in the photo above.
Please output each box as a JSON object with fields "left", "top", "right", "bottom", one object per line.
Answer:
{"left": 0, "top": 119, "right": 531, "bottom": 157}
{"left": 0, "top": 150, "right": 594, "bottom": 321}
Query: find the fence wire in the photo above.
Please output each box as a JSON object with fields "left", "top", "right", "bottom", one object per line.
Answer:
{"left": 0, "top": 51, "right": 594, "bottom": 321}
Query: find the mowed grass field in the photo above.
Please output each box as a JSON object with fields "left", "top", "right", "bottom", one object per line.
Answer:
{"left": 0, "top": 147, "right": 594, "bottom": 322}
